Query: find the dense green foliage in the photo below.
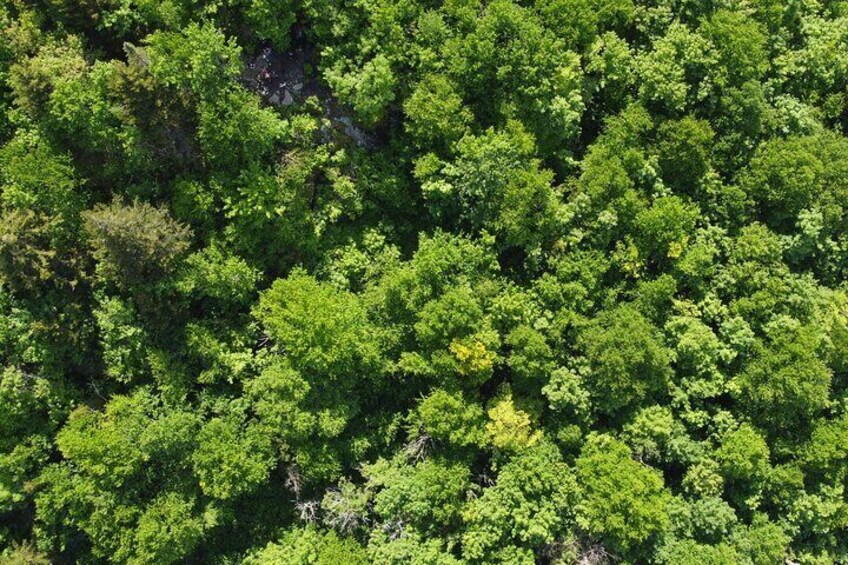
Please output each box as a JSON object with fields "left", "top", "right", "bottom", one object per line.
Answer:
{"left": 1, "top": 0, "right": 848, "bottom": 562}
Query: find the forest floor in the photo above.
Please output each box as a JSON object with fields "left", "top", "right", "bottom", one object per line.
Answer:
{"left": 241, "top": 27, "right": 380, "bottom": 149}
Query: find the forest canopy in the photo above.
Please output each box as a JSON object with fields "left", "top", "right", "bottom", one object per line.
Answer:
{"left": 1, "top": 0, "right": 848, "bottom": 563}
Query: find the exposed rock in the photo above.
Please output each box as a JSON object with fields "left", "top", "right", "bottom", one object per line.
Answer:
{"left": 241, "top": 27, "right": 380, "bottom": 149}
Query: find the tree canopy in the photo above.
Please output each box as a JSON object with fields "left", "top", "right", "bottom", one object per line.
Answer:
{"left": 2, "top": 0, "right": 848, "bottom": 562}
